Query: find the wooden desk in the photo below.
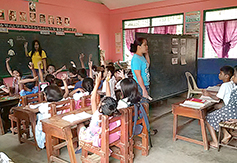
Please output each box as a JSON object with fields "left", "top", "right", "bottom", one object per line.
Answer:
{"left": 12, "top": 105, "right": 40, "bottom": 150}
{"left": 0, "top": 95, "right": 19, "bottom": 135}
{"left": 41, "top": 107, "right": 92, "bottom": 163}
{"left": 172, "top": 101, "right": 214, "bottom": 150}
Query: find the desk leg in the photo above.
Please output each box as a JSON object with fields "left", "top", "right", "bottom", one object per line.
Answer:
{"left": 65, "top": 127, "right": 77, "bottom": 163}
{"left": 29, "top": 112, "right": 40, "bottom": 151}
{"left": 45, "top": 133, "right": 53, "bottom": 162}
{"left": 173, "top": 114, "right": 178, "bottom": 141}
{"left": 200, "top": 119, "right": 209, "bottom": 150}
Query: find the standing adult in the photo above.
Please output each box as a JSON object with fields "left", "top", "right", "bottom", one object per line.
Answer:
{"left": 130, "top": 37, "right": 152, "bottom": 100}
{"left": 24, "top": 40, "right": 47, "bottom": 74}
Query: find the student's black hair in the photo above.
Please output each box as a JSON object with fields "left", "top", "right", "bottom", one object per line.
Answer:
{"left": 220, "top": 66, "right": 234, "bottom": 79}
{"left": 68, "top": 66, "right": 78, "bottom": 75}
{"left": 78, "top": 68, "right": 87, "bottom": 78}
{"left": 44, "top": 85, "right": 63, "bottom": 102}
{"left": 120, "top": 78, "right": 142, "bottom": 104}
{"left": 45, "top": 74, "right": 55, "bottom": 85}
{"left": 92, "top": 65, "right": 97, "bottom": 71}
{"left": 55, "top": 78, "right": 63, "bottom": 87}
{"left": 22, "top": 75, "right": 36, "bottom": 90}
{"left": 82, "top": 77, "right": 94, "bottom": 94}
{"left": 47, "top": 64, "right": 56, "bottom": 70}
{"left": 31, "top": 40, "right": 42, "bottom": 58}
{"left": 108, "top": 62, "right": 114, "bottom": 66}
{"left": 99, "top": 97, "right": 120, "bottom": 116}
{"left": 106, "top": 65, "right": 115, "bottom": 76}
{"left": 130, "top": 37, "right": 147, "bottom": 53}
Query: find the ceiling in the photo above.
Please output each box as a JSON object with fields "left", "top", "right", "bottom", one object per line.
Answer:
{"left": 85, "top": 0, "right": 164, "bottom": 10}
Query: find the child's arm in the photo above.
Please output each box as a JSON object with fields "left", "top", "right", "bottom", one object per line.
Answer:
{"left": 116, "top": 59, "right": 123, "bottom": 69}
{"left": 19, "top": 76, "right": 38, "bottom": 85}
{"left": 53, "top": 65, "right": 66, "bottom": 76}
{"left": 61, "top": 74, "right": 69, "bottom": 98}
{"left": 24, "top": 42, "right": 29, "bottom": 57}
{"left": 37, "top": 61, "right": 44, "bottom": 82}
{"left": 105, "top": 71, "right": 111, "bottom": 97}
{"left": 0, "top": 85, "right": 10, "bottom": 93}
{"left": 5, "top": 58, "right": 13, "bottom": 76}
{"left": 88, "top": 60, "right": 93, "bottom": 79}
{"left": 79, "top": 53, "right": 85, "bottom": 69}
{"left": 69, "top": 88, "right": 84, "bottom": 97}
{"left": 91, "top": 72, "right": 101, "bottom": 114}
{"left": 28, "top": 62, "right": 37, "bottom": 78}
{"left": 202, "top": 90, "right": 220, "bottom": 100}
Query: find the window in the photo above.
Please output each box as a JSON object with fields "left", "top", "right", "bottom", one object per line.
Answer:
{"left": 123, "top": 14, "right": 183, "bottom": 63}
{"left": 204, "top": 7, "right": 237, "bottom": 58}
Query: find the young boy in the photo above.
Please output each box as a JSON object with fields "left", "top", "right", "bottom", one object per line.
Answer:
{"left": 203, "top": 66, "right": 235, "bottom": 109}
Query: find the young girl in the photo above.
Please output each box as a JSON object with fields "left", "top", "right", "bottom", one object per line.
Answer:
{"left": 69, "top": 77, "right": 94, "bottom": 109}
{"left": 76, "top": 72, "right": 120, "bottom": 151}
{"left": 206, "top": 66, "right": 237, "bottom": 148}
{"left": 5, "top": 57, "right": 22, "bottom": 94}
{"left": 24, "top": 40, "right": 47, "bottom": 74}
{"left": 35, "top": 74, "right": 69, "bottom": 149}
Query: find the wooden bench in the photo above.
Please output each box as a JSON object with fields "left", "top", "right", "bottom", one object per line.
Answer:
{"left": 80, "top": 107, "right": 129, "bottom": 163}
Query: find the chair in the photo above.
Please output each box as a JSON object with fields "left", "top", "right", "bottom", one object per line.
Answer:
{"left": 185, "top": 71, "right": 203, "bottom": 98}
{"left": 77, "top": 94, "right": 100, "bottom": 109}
{"left": 80, "top": 107, "right": 129, "bottom": 163}
{"left": 218, "top": 120, "right": 237, "bottom": 151}
{"left": 9, "top": 92, "right": 44, "bottom": 134}
{"left": 127, "top": 103, "right": 150, "bottom": 160}
{"left": 49, "top": 98, "right": 79, "bottom": 156}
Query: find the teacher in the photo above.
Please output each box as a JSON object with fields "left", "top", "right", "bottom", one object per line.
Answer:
{"left": 130, "top": 37, "right": 152, "bottom": 100}
{"left": 24, "top": 40, "right": 47, "bottom": 74}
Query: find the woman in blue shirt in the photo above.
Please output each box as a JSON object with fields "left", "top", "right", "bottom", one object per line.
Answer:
{"left": 130, "top": 37, "right": 152, "bottom": 100}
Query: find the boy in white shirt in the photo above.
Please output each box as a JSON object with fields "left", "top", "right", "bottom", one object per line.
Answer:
{"left": 203, "top": 66, "right": 234, "bottom": 109}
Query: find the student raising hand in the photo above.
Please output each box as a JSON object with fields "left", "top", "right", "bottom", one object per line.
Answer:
{"left": 89, "top": 54, "right": 92, "bottom": 61}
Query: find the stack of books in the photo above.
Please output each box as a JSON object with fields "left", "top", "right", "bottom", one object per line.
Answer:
{"left": 180, "top": 98, "right": 211, "bottom": 109}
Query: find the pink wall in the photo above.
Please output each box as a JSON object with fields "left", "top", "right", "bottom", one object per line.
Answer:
{"left": 1, "top": 0, "right": 110, "bottom": 59}
{"left": 109, "top": 0, "right": 237, "bottom": 61}
{"left": 1, "top": 0, "right": 237, "bottom": 62}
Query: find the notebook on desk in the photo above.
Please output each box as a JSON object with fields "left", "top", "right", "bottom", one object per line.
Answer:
{"left": 62, "top": 111, "right": 92, "bottom": 123}
{"left": 180, "top": 98, "right": 211, "bottom": 109}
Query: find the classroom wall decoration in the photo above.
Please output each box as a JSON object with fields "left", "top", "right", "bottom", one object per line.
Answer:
{"left": 9, "top": 10, "right": 16, "bottom": 21}
{"left": 39, "top": 14, "right": 46, "bottom": 24}
{"left": 185, "top": 11, "right": 200, "bottom": 34}
{"left": 29, "top": 2, "right": 36, "bottom": 12}
{"left": 56, "top": 16, "right": 62, "bottom": 25}
{"left": 64, "top": 17, "right": 70, "bottom": 26}
{"left": 19, "top": 12, "right": 27, "bottom": 22}
{"left": 29, "top": 12, "right": 36, "bottom": 23}
{"left": 48, "top": 15, "right": 54, "bottom": 24}
{"left": 0, "top": 9, "right": 5, "bottom": 20}
{"left": 137, "top": 33, "right": 198, "bottom": 101}
{"left": 0, "top": 30, "right": 100, "bottom": 77}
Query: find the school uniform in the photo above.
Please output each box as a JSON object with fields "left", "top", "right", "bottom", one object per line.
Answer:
{"left": 216, "top": 81, "right": 236, "bottom": 105}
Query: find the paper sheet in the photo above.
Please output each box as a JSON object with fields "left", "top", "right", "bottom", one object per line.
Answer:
{"left": 62, "top": 111, "right": 92, "bottom": 123}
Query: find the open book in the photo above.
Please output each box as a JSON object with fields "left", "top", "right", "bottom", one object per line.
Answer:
{"left": 199, "top": 95, "right": 220, "bottom": 103}
{"left": 62, "top": 111, "right": 92, "bottom": 123}
{"left": 180, "top": 98, "right": 211, "bottom": 109}
{"left": 206, "top": 86, "right": 220, "bottom": 92}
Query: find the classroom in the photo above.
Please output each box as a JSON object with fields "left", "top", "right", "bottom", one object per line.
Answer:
{"left": 0, "top": 0, "right": 237, "bottom": 163}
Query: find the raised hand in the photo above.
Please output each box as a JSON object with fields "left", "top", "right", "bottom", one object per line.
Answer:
{"left": 88, "top": 61, "right": 93, "bottom": 69}
{"left": 6, "top": 57, "right": 10, "bottom": 62}
{"left": 89, "top": 54, "right": 92, "bottom": 61}
{"left": 61, "top": 74, "right": 68, "bottom": 81}
{"left": 62, "top": 65, "right": 66, "bottom": 70}
{"left": 79, "top": 53, "right": 84, "bottom": 60}
{"left": 95, "top": 72, "right": 102, "bottom": 85}
{"left": 24, "top": 42, "right": 28, "bottom": 48}
{"left": 28, "top": 62, "right": 34, "bottom": 70}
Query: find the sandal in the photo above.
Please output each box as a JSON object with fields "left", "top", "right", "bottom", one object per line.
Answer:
{"left": 150, "top": 129, "right": 158, "bottom": 136}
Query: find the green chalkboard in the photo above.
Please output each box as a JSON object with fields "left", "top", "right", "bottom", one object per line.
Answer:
{"left": 0, "top": 30, "right": 100, "bottom": 77}
{"left": 137, "top": 33, "right": 198, "bottom": 102}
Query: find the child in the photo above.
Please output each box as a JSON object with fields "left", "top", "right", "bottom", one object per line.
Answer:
{"left": 5, "top": 57, "right": 22, "bottom": 94}
{"left": 18, "top": 76, "right": 39, "bottom": 97}
{"left": 0, "top": 77, "right": 10, "bottom": 94}
{"left": 77, "top": 72, "right": 120, "bottom": 150}
{"left": 46, "top": 64, "right": 66, "bottom": 78}
{"left": 203, "top": 66, "right": 234, "bottom": 109}
{"left": 73, "top": 68, "right": 87, "bottom": 90}
{"left": 206, "top": 66, "right": 237, "bottom": 148}
{"left": 69, "top": 77, "right": 94, "bottom": 109}
{"left": 35, "top": 74, "right": 69, "bottom": 149}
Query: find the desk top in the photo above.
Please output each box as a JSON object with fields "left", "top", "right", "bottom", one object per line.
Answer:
{"left": 0, "top": 95, "right": 19, "bottom": 103}
{"left": 41, "top": 107, "right": 92, "bottom": 129}
{"left": 172, "top": 100, "right": 215, "bottom": 110}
